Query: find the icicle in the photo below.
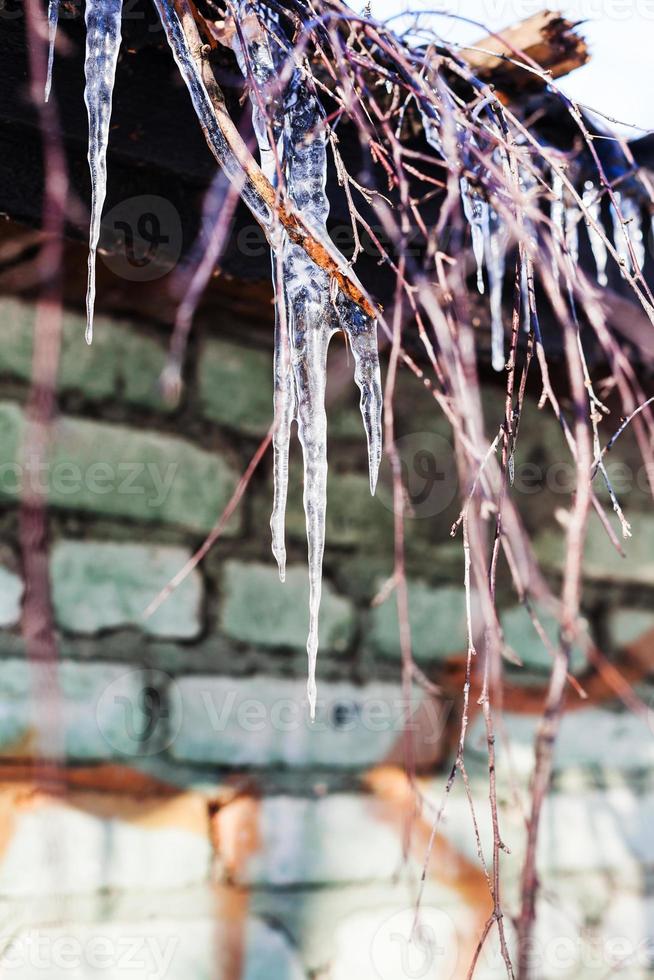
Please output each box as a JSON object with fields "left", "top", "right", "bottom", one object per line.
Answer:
{"left": 45, "top": 0, "right": 60, "bottom": 102}
{"left": 338, "top": 296, "right": 383, "bottom": 493}
{"left": 460, "top": 177, "right": 488, "bottom": 294}
{"left": 83, "top": 0, "right": 123, "bottom": 344}
{"left": 153, "top": 0, "right": 277, "bottom": 233}
{"left": 230, "top": 5, "right": 293, "bottom": 581}
{"left": 229, "top": 2, "right": 382, "bottom": 717}
{"left": 270, "top": 295, "right": 295, "bottom": 581}
{"left": 517, "top": 166, "right": 537, "bottom": 334}
{"left": 520, "top": 255, "right": 531, "bottom": 334}
{"left": 453, "top": 126, "right": 506, "bottom": 367}
{"left": 565, "top": 205, "right": 579, "bottom": 267}
{"left": 582, "top": 180, "right": 608, "bottom": 286}
{"left": 485, "top": 210, "right": 506, "bottom": 372}
{"left": 283, "top": 71, "right": 342, "bottom": 720}
{"left": 612, "top": 192, "right": 645, "bottom": 274}
{"left": 421, "top": 114, "right": 443, "bottom": 158}
{"left": 550, "top": 170, "right": 565, "bottom": 283}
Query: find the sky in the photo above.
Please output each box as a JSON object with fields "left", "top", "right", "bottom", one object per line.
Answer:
{"left": 357, "top": 1, "right": 654, "bottom": 137}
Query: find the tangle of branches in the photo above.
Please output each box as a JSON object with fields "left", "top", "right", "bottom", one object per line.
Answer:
{"left": 26, "top": 0, "right": 654, "bottom": 976}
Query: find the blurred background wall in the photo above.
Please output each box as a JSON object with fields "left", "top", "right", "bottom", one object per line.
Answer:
{"left": 1, "top": 238, "right": 654, "bottom": 976}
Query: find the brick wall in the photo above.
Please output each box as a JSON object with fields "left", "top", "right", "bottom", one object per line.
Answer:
{"left": 1, "top": 294, "right": 653, "bottom": 978}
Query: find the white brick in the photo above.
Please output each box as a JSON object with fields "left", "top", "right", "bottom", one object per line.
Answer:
{"left": 466, "top": 707, "right": 654, "bottom": 779}
{"left": 0, "top": 917, "right": 305, "bottom": 980}
{"left": 231, "top": 794, "right": 407, "bottom": 886}
{"left": 0, "top": 802, "right": 211, "bottom": 896}
{"left": 433, "top": 778, "right": 654, "bottom": 881}
{"left": 0, "top": 565, "right": 23, "bottom": 627}
{"left": 0, "top": 659, "right": 174, "bottom": 761}
{"left": 170, "top": 676, "right": 446, "bottom": 769}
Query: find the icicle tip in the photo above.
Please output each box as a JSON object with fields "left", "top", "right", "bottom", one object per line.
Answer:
{"left": 307, "top": 676, "right": 317, "bottom": 722}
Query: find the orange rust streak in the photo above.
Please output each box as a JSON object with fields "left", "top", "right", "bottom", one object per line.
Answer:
{"left": 213, "top": 792, "right": 262, "bottom": 883}
{"left": 364, "top": 765, "right": 492, "bottom": 979}
{"left": 0, "top": 761, "right": 180, "bottom": 796}
{"left": 437, "top": 629, "right": 654, "bottom": 718}
{"left": 214, "top": 884, "right": 251, "bottom": 980}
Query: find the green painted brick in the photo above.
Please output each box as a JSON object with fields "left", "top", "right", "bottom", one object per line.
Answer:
{"left": 501, "top": 603, "right": 588, "bottom": 675}
{"left": 284, "top": 471, "right": 393, "bottom": 548}
{"left": 607, "top": 608, "right": 654, "bottom": 649}
{"left": 198, "top": 338, "right": 273, "bottom": 436}
{"left": 0, "top": 296, "right": 171, "bottom": 411}
{"left": 0, "top": 402, "right": 238, "bottom": 534}
{"left": 0, "top": 565, "right": 23, "bottom": 627}
{"left": 198, "top": 335, "right": 379, "bottom": 441}
{"left": 535, "top": 512, "right": 654, "bottom": 585}
{"left": 0, "top": 658, "right": 166, "bottom": 759}
{"left": 0, "top": 401, "right": 21, "bottom": 465}
{"left": 51, "top": 540, "right": 203, "bottom": 638}
{"left": 370, "top": 582, "right": 469, "bottom": 662}
{"left": 220, "top": 560, "right": 355, "bottom": 652}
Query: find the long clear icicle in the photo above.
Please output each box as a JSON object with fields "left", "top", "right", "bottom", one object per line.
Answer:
{"left": 45, "top": 0, "right": 60, "bottom": 102}
{"left": 446, "top": 116, "right": 507, "bottom": 370}
{"left": 486, "top": 209, "right": 507, "bottom": 372}
{"left": 278, "top": 35, "right": 334, "bottom": 716}
{"left": 460, "top": 177, "right": 488, "bottom": 294}
{"left": 230, "top": 2, "right": 382, "bottom": 717}
{"left": 83, "top": 0, "right": 123, "bottom": 344}
{"left": 518, "top": 166, "right": 537, "bottom": 334}
{"left": 229, "top": 8, "right": 293, "bottom": 581}
{"left": 582, "top": 180, "right": 608, "bottom": 286}
{"left": 551, "top": 169, "right": 579, "bottom": 277}
{"left": 520, "top": 254, "right": 531, "bottom": 334}
{"left": 551, "top": 170, "right": 565, "bottom": 283}
{"left": 565, "top": 205, "right": 579, "bottom": 267}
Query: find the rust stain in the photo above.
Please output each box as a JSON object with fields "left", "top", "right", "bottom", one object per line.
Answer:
{"left": 0, "top": 625, "right": 649, "bottom": 977}
{"left": 213, "top": 884, "right": 251, "bottom": 980}
{"left": 214, "top": 792, "right": 262, "bottom": 883}
{"left": 437, "top": 627, "right": 654, "bottom": 720}
{"left": 364, "top": 765, "right": 491, "bottom": 909}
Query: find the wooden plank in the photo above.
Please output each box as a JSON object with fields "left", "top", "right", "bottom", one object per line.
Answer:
{"left": 463, "top": 11, "right": 589, "bottom": 92}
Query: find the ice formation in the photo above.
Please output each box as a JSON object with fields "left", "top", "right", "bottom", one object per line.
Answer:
{"left": 152, "top": 0, "right": 382, "bottom": 714}
{"left": 83, "top": 0, "right": 123, "bottom": 344}
{"left": 582, "top": 180, "right": 608, "bottom": 286}
{"left": 565, "top": 204, "right": 579, "bottom": 267}
{"left": 460, "top": 176, "right": 488, "bottom": 294}
{"left": 611, "top": 192, "right": 645, "bottom": 274}
{"left": 550, "top": 170, "right": 565, "bottom": 281}
{"left": 45, "top": 0, "right": 59, "bottom": 102}
{"left": 486, "top": 210, "right": 507, "bottom": 372}
{"left": 77, "top": 0, "right": 382, "bottom": 714}
{"left": 228, "top": 4, "right": 382, "bottom": 716}
{"left": 78, "top": 0, "right": 646, "bottom": 713}
{"left": 550, "top": 170, "right": 579, "bottom": 277}
{"left": 520, "top": 255, "right": 531, "bottom": 334}
{"left": 518, "top": 167, "right": 537, "bottom": 334}
{"left": 455, "top": 136, "right": 507, "bottom": 370}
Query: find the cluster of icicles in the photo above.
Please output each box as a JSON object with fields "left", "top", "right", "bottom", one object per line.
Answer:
{"left": 225, "top": 2, "right": 383, "bottom": 717}
{"left": 457, "top": 154, "right": 647, "bottom": 368}
{"left": 45, "top": 0, "right": 647, "bottom": 713}
{"left": 46, "top": 0, "right": 381, "bottom": 717}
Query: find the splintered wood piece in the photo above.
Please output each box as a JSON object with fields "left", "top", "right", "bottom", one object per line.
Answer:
{"left": 463, "top": 10, "right": 589, "bottom": 90}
